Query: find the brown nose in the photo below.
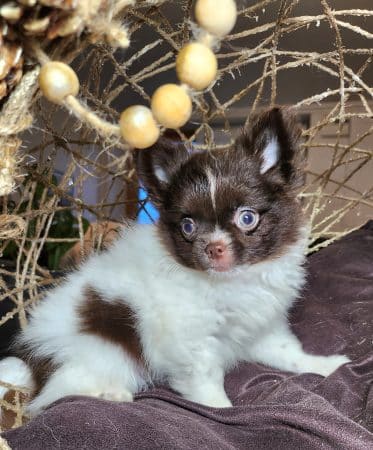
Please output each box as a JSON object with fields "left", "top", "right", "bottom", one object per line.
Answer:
{"left": 205, "top": 242, "right": 227, "bottom": 260}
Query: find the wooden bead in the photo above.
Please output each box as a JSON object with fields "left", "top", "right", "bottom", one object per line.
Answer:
{"left": 176, "top": 43, "right": 217, "bottom": 90}
{"left": 151, "top": 84, "right": 192, "bottom": 129}
{"left": 195, "top": 0, "right": 237, "bottom": 37}
{"left": 119, "top": 105, "right": 160, "bottom": 149}
{"left": 39, "top": 61, "right": 79, "bottom": 104}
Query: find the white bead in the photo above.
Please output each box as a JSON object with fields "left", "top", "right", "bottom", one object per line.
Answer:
{"left": 195, "top": 0, "right": 237, "bottom": 37}
{"left": 39, "top": 61, "right": 79, "bottom": 104}
{"left": 119, "top": 105, "right": 160, "bottom": 149}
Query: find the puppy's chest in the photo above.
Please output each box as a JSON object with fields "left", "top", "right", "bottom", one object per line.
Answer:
{"left": 212, "top": 278, "right": 282, "bottom": 335}
{"left": 152, "top": 275, "right": 283, "bottom": 341}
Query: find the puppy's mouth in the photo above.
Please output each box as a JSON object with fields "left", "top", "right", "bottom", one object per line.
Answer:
{"left": 209, "top": 261, "right": 234, "bottom": 272}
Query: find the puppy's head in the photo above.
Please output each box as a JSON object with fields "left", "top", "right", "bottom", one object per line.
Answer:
{"left": 136, "top": 107, "right": 305, "bottom": 273}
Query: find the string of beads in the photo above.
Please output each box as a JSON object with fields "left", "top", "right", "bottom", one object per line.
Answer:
{"left": 38, "top": 0, "right": 238, "bottom": 149}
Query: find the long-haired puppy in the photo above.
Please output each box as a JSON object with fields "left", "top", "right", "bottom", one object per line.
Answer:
{"left": 0, "top": 107, "right": 349, "bottom": 416}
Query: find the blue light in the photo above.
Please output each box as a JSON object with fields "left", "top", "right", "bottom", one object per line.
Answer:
{"left": 137, "top": 187, "right": 159, "bottom": 224}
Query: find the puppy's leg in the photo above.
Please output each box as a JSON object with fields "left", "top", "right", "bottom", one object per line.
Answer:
{"left": 27, "top": 363, "right": 136, "bottom": 417}
{"left": 170, "top": 366, "right": 232, "bottom": 408}
{"left": 247, "top": 320, "right": 350, "bottom": 376}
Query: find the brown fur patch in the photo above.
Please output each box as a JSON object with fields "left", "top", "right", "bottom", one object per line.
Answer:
{"left": 16, "top": 345, "right": 58, "bottom": 398}
{"left": 78, "top": 287, "right": 143, "bottom": 363}
{"left": 30, "top": 357, "right": 58, "bottom": 397}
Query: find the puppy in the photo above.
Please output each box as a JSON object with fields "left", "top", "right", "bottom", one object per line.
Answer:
{"left": 0, "top": 107, "right": 349, "bottom": 416}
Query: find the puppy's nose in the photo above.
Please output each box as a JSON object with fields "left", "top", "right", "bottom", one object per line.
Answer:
{"left": 205, "top": 241, "right": 227, "bottom": 260}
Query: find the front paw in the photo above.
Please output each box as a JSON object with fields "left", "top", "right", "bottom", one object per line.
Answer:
{"left": 312, "top": 354, "right": 350, "bottom": 377}
{"left": 93, "top": 389, "right": 133, "bottom": 402}
{"left": 184, "top": 390, "right": 232, "bottom": 408}
{"left": 202, "top": 396, "right": 232, "bottom": 408}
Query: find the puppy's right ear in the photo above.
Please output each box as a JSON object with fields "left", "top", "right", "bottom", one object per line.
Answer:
{"left": 135, "top": 137, "right": 191, "bottom": 206}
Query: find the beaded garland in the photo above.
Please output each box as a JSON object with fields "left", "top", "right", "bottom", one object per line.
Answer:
{"left": 38, "top": 0, "right": 237, "bottom": 150}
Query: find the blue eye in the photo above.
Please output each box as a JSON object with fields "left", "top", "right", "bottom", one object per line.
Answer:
{"left": 181, "top": 218, "right": 196, "bottom": 237}
{"left": 241, "top": 212, "right": 254, "bottom": 225}
{"left": 235, "top": 208, "right": 259, "bottom": 231}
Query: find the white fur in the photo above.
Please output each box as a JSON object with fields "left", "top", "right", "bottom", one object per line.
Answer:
{"left": 260, "top": 137, "right": 279, "bottom": 174}
{"left": 0, "top": 357, "right": 33, "bottom": 398}
{"left": 1, "top": 224, "right": 349, "bottom": 415}
{"left": 208, "top": 226, "right": 232, "bottom": 246}
{"left": 154, "top": 165, "right": 169, "bottom": 183}
{"left": 206, "top": 168, "right": 217, "bottom": 211}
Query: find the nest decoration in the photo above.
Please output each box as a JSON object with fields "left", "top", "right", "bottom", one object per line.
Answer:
{"left": 0, "top": 0, "right": 372, "bottom": 437}
{"left": 0, "top": 0, "right": 135, "bottom": 197}
{"left": 0, "top": 0, "right": 133, "bottom": 103}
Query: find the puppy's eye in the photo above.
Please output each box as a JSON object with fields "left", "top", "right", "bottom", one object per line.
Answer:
{"left": 234, "top": 208, "right": 259, "bottom": 231}
{"left": 181, "top": 218, "right": 196, "bottom": 237}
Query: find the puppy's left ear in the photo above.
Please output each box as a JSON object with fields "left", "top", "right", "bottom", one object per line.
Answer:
{"left": 239, "top": 107, "right": 304, "bottom": 189}
{"left": 135, "top": 137, "right": 191, "bottom": 206}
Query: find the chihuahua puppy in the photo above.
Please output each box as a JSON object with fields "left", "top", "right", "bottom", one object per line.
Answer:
{"left": 0, "top": 107, "right": 349, "bottom": 416}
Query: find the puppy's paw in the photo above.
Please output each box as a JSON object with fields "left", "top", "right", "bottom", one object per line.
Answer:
{"left": 94, "top": 389, "right": 133, "bottom": 403}
{"left": 203, "top": 397, "right": 233, "bottom": 408}
{"left": 312, "top": 354, "right": 350, "bottom": 377}
{"left": 190, "top": 391, "right": 232, "bottom": 408}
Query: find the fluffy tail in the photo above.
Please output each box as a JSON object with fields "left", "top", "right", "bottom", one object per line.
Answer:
{"left": 0, "top": 357, "right": 33, "bottom": 399}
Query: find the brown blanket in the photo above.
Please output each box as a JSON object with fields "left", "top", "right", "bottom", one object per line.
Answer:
{"left": 3, "top": 222, "right": 373, "bottom": 449}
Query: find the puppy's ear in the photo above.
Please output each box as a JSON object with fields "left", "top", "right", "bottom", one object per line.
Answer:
{"left": 135, "top": 137, "right": 191, "bottom": 206}
{"left": 238, "top": 107, "right": 304, "bottom": 189}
